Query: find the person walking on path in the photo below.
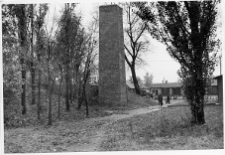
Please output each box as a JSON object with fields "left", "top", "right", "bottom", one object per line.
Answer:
{"left": 158, "top": 93, "right": 163, "bottom": 107}
{"left": 166, "top": 95, "right": 170, "bottom": 104}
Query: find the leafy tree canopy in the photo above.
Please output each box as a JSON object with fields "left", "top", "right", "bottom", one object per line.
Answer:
{"left": 134, "top": 1, "right": 221, "bottom": 124}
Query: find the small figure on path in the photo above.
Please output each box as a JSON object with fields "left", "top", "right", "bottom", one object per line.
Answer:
{"left": 166, "top": 95, "right": 170, "bottom": 104}
{"left": 158, "top": 93, "right": 163, "bottom": 107}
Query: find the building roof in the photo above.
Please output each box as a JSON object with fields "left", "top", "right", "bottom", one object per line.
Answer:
{"left": 150, "top": 80, "right": 218, "bottom": 88}
{"left": 126, "top": 81, "right": 182, "bottom": 89}
{"left": 126, "top": 81, "right": 135, "bottom": 89}
{"left": 127, "top": 80, "right": 217, "bottom": 89}
{"left": 150, "top": 82, "right": 182, "bottom": 88}
{"left": 214, "top": 74, "right": 223, "bottom": 79}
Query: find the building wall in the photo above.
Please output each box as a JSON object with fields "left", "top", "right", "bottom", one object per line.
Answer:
{"left": 151, "top": 87, "right": 182, "bottom": 97}
{"left": 162, "top": 88, "right": 167, "bottom": 96}
{"left": 99, "top": 5, "right": 127, "bottom": 106}
{"left": 149, "top": 82, "right": 219, "bottom": 101}
{"left": 218, "top": 76, "right": 223, "bottom": 105}
{"left": 173, "top": 87, "right": 181, "bottom": 95}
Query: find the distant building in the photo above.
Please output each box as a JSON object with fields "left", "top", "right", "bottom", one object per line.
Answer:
{"left": 126, "top": 80, "right": 135, "bottom": 92}
{"left": 126, "top": 78, "right": 220, "bottom": 102}
{"left": 148, "top": 80, "right": 218, "bottom": 100}
{"left": 214, "top": 75, "right": 223, "bottom": 105}
{"left": 206, "top": 79, "right": 218, "bottom": 97}
{"left": 148, "top": 82, "right": 183, "bottom": 99}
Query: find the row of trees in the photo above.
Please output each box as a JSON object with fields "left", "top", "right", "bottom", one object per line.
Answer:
{"left": 3, "top": 4, "right": 50, "bottom": 118}
{"left": 3, "top": 1, "right": 221, "bottom": 126}
{"left": 3, "top": 3, "right": 98, "bottom": 125}
{"left": 3, "top": 2, "right": 150, "bottom": 126}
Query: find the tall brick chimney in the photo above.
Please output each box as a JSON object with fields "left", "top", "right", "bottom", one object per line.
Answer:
{"left": 99, "top": 5, "right": 127, "bottom": 106}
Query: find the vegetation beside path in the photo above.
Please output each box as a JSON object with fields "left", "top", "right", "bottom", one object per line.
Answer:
{"left": 5, "top": 103, "right": 223, "bottom": 153}
{"left": 4, "top": 90, "right": 158, "bottom": 153}
{"left": 4, "top": 89, "right": 157, "bottom": 129}
{"left": 100, "top": 105, "right": 223, "bottom": 151}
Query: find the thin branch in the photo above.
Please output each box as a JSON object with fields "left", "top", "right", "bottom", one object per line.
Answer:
{"left": 135, "top": 43, "right": 142, "bottom": 58}
{"left": 134, "top": 23, "right": 147, "bottom": 43}
{"left": 125, "top": 54, "right": 132, "bottom": 67}
{"left": 124, "top": 44, "right": 133, "bottom": 57}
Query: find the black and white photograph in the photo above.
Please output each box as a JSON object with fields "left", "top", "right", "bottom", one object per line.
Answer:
{"left": 1, "top": 0, "right": 224, "bottom": 154}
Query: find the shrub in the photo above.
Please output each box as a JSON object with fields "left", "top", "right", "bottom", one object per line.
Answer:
{"left": 3, "top": 55, "right": 23, "bottom": 128}
{"left": 88, "top": 85, "right": 98, "bottom": 105}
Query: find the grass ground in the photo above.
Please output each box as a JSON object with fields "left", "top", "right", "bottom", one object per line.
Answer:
{"left": 100, "top": 105, "right": 223, "bottom": 151}
{"left": 4, "top": 88, "right": 223, "bottom": 153}
{"left": 109, "top": 90, "right": 158, "bottom": 110}
{"left": 4, "top": 104, "right": 223, "bottom": 153}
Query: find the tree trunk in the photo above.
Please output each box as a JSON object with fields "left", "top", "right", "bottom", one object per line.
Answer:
{"left": 48, "top": 78, "right": 52, "bottom": 125}
{"left": 72, "top": 69, "right": 76, "bottom": 100}
{"left": 21, "top": 57, "right": 27, "bottom": 115}
{"left": 31, "top": 62, "right": 35, "bottom": 105}
{"left": 31, "top": 52, "right": 35, "bottom": 103}
{"left": 48, "top": 79, "right": 55, "bottom": 125}
{"left": 75, "top": 66, "right": 79, "bottom": 100}
{"left": 30, "top": 4, "right": 36, "bottom": 105}
{"left": 191, "top": 101, "right": 205, "bottom": 124}
{"left": 191, "top": 62, "right": 205, "bottom": 124}
{"left": 37, "top": 52, "right": 41, "bottom": 120}
{"left": 77, "top": 82, "right": 83, "bottom": 110}
{"left": 195, "top": 104, "right": 205, "bottom": 124}
{"left": 58, "top": 67, "right": 63, "bottom": 119}
{"left": 36, "top": 14, "right": 41, "bottom": 119}
{"left": 83, "top": 72, "right": 90, "bottom": 117}
{"left": 37, "top": 69, "right": 41, "bottom": 119}
{"left": 131, "top": 64, "right": 141, "bottom": 95}
{"left": 194, "top": 71, "right": 205, "bottom": 124}
{"left": 84, "top": 81, "right": 89, "bottom": 117}
{"left": 18, "top": 5, "right": 28, "bottom": 115}
{"left": 69, "top": 74, "right": 73, "bottom": 104}
{"left": 47, "top": 42, "right": 53, "bottom": 125}
{"left": 65, "top": 64, "right": 70, "bottom": 111}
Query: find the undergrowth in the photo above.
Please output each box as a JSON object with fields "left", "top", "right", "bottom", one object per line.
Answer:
{"left": 100, "top": 105, "right": 223, "bottom": 150}
{"left": 4, "top": 88, "right": 157, "bottom": 129}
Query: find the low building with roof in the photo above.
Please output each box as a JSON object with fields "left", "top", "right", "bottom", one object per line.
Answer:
{"left": 147, "top": 80, "right": 218, "bottom": 101}
{"left": 148, "top": 82, "right": 183, "bottom": 99}
{"left": 214, "top": 75, "right": 223, "bottom": 105}
{"left": 126, "top": 80, "right": 138, "bottom": 94}
{"left": 127, "top": 78, "right": 219, "bottom": 102}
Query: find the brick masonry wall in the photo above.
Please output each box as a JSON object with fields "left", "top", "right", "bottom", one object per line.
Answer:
{"left": 99, "top": 5, "right": 127, "bottom": 106}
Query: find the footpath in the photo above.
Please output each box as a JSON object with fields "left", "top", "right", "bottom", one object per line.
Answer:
{"left": 5, "top": 101, "right": 198, "bottom": 153}
{"left": 4, "top": 105, "right": 161, "bottom": 153}
{"left": 72, "top": 105, "right": 161, "bottom": 152}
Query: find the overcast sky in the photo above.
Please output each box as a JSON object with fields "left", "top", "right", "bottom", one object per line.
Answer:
{"left": 47, "top": 1, "right": 222, "bottom": 83}
{"left": 2, "top": 0, "right": 223, "bottom": 83}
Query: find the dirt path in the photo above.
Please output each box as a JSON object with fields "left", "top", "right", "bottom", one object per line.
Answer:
{"left": 4, "top": 105, "right": 161, "bottom": 153}
{"left": 65, "top": 105, "right": 161, "bottom": 152}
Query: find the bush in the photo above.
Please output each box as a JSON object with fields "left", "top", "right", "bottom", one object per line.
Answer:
{"left": 3, "top": 55, "right": 23, "bottom": 128}
{"left": 88, "top": 85, "right": 98, "bottom": 105}
{"left": 4, "top": 88, "right": 22, "bottom": 128}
